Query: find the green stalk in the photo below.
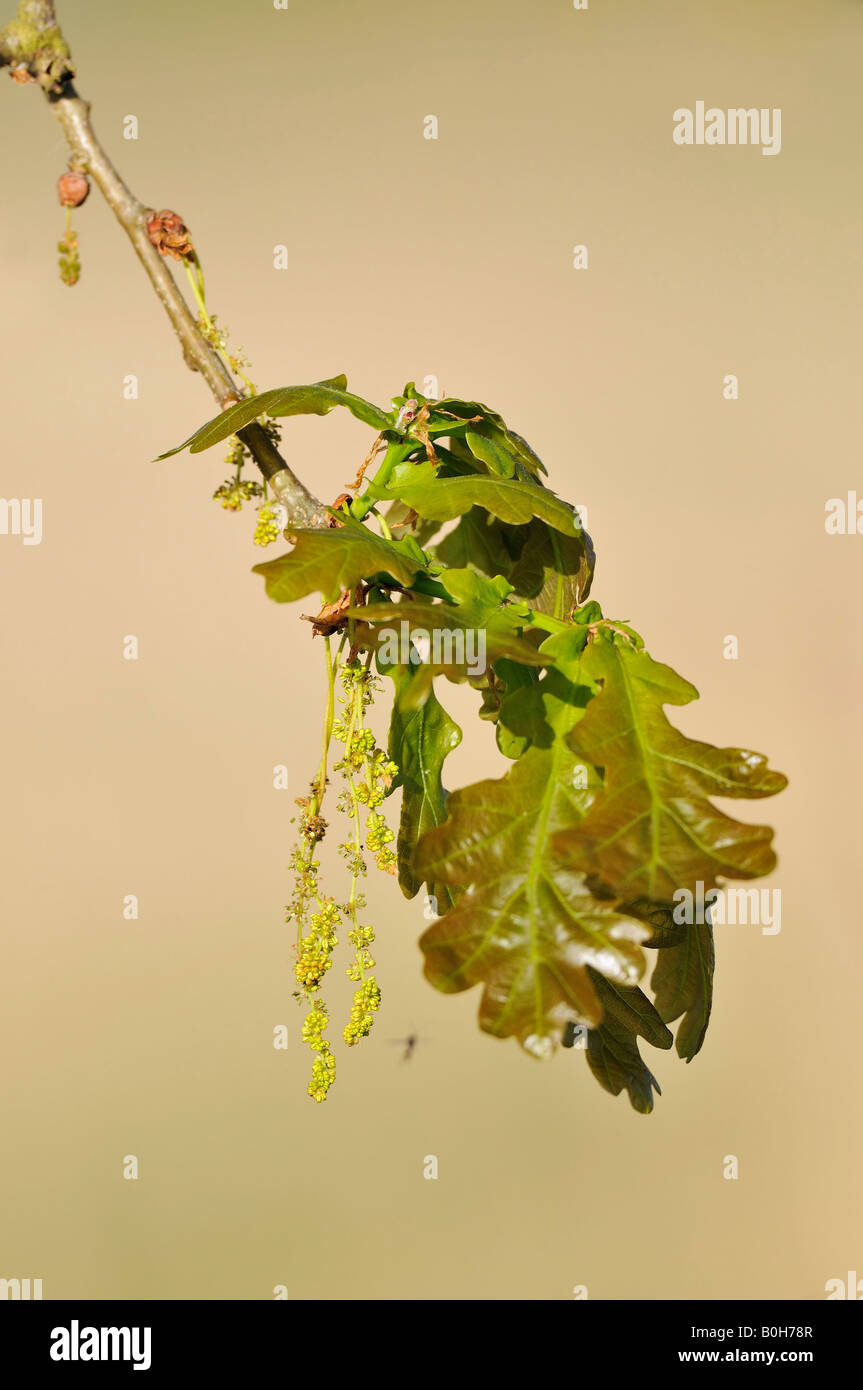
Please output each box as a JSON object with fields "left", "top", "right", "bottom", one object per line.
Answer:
{"left": 350, "top": 440, "right": 416, "bottom": 522}
{"left": 523, "top": 610, "right": 570, "bottom": 635}
{"left": 315, "top": 634, "right": 337, "bottom": 803}
{"left": 293, "top": 635, "right": 338, "bottom": 953}
{"left": 371, "top": 508, "right": 393, "bottom": 541}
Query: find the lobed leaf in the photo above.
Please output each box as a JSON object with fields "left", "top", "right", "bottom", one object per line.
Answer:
{"left": 507, "top": 517, "right": 595, "bottom": 616}
{"left": 252, "top": 515, "right": 426, "bottom": 603}
{"left": 432, "top": 510, "right": 595, "bottom": 618}
{"left": 386, "top": 664, "right": 462, "bottom": 906}
{"left": 463, "top": 429, "right": 518, "bottom": 479}
{"left": 157, "top": 376, "right": 391, "bottom": 458}
{"left": 651, "top": 921, "right": 715, "bottom": 1062}
{"left": 368, "top": 463, "right": 582, "bottom": 535}
{"left": 414, "top": 743, "right": 652, "bottom": 1055}
{"left": 555, "top": 631, "right": 788, "bottom": 901}
{"left": 425, "top": 395, "right": 547, "bottom": 477}
{"left": 432, "top": 506, "right": 515, "bottom": 576}
{"left": 585, "top": 971, "right": 672, "bottom": 1114}
{"left": 495, "top": 625, "right": 596, "bottom": 749}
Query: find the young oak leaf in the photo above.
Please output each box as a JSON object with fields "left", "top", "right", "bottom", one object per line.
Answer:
{"left": 432, "top": 505, "right": 516, "bottom": 577}
{"left": 431, "top": 509, "right": 594, "bottom": 620}
{"left": 650, "top": 921, "right": 715, "bottom": 1062}
{"left": 554, "top": 632, "right": 788, "bottom": 901}
{"left": 495, "top": 624, "right": 597, "bottom": 751}
{"left": 577, "top": 874, "right": 714, "bottom": 1067}
{"left": 426, "top": 434, "right": 586, "bottom": 590}
{"left": 413, "top": 743, "right": 652, "bottom": 1056}
{"left": 507, "top": 517, "right": 595, "bottom": 617}
{"left": 386, "top": 664, "right": 462, "bottom": 907}
{"left": 462, "top": 429, "right": 518, "bottom": 479}
{"left": 252, "top": 515, "right": 426, "bottom": 603}
{"left": 478, "top": 658, "right": 542, "bottom": 760}
{"left": 424, "top": 396, "right": 547, "bottom": 477}
{"left": 368, "top": 462, "right": 582, "bottom": 536}
{"left": 583, "top": 970, "right": 672, "bottom": 1114}
{"left": 156, "top": 376, "right": 391, "bottom": 458}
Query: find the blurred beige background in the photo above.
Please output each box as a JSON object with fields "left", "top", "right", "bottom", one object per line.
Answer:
{"left": 1, "top": 0, "right": 860, "bottom": 1300}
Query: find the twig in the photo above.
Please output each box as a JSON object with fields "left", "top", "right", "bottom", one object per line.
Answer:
{"left": 1, "top": 0, "right": 326, "bottom": 527}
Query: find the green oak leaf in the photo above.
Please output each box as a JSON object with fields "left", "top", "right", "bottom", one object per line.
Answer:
{"left": 426, "top": 437, "right": 566, "bottom": 577}
{"left": 507, "top": 517, "right": 595, "bottom": 616}
{"left": 157, "top": 376, "right": 391, "bottom": 458}
{"left": 481, "top": 658, "right": 542, "bottom": 759}
{"left": 432, "top": 506, "right": 516, "bottom": 577}
{"left": 579, "top": 879, "right": 712, "bottom": 1073}
{"left": 651, "top": 921, "right": 715, "bottom": 1062}
{"left": 386, "top": 665, "right": 462, "bottom": 907}
{"left": 431, "top": 566, "right": 518, "bottom": 613}
{"left": 554, "top": 631, "right": 788, "bottom": 900}
{"left": 431, "top": 507, "right": 594, "bottom": 622}
{"left": 252, "top": 516, "right": 426, "bottom": 603}
{"left": 584, "top": 970, "right": 672, "bottom": 1114}
{"left": 496, "top": 625, "right": 596, "bottom": 751}
{"left": 463, "top": 429, "right": 518, "bottom": 478}
{"left": 368, "top": 462, "right": 581, "bottom": 535}
{"left": 424, "top": 396, "right": 547, "bottom": 477}
{"left": 414, "top": 743, "right": 652, "bottom": 1055}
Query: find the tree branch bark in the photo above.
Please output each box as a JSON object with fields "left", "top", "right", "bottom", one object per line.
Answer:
{"left": 2, "top": 0, "right": 326, "bottom": 528}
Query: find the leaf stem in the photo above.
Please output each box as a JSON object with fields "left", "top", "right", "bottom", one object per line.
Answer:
{"left": 350, "top": 440, "right": 414, "bottom": 522}
{"left": 522, "top": 610, "right": 570, "bottom": 635}
{"left": 371, "top": 508, "right": 393, "bottom": 542}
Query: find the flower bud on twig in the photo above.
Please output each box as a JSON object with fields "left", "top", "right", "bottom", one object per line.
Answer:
{"left": 145, "top": 209, "right": 194, "bottom": 261}
{"left": 57, "top": 170, "right": 89, "bottom": 207}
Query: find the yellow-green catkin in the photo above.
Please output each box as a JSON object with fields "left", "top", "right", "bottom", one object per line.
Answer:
{"left": 301, "top": 1001, "right": 336, "bottom": 1103}
{"left": 285, "top": 656, "right": 400, "bottom": 1098}
{"left": 344, "top": 926, "right": 380, "bottom": 1047}
{"left": 252, "top": 502, "right": 288, "bottom": 546}
{"left": 212, "top": 472, "right": 261, "bottom": 511}
{"left": 331, "top": 662, "right": 399, "bottom": 1047}
{"left": 295, "top": 900, "right": 340, "bottom": 991}
{"left": 333, "top": 663, "right": 399, "bottom": 876}
{"left": 58, "top": 217, "right": 80, "bottom": 286}
{"left": 287, "top": 786, "right": 341, "bottom": 1102}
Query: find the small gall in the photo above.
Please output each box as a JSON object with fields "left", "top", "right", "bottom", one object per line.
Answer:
{"left": 57, "top": 171, "right": 90, "bottom": 208}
